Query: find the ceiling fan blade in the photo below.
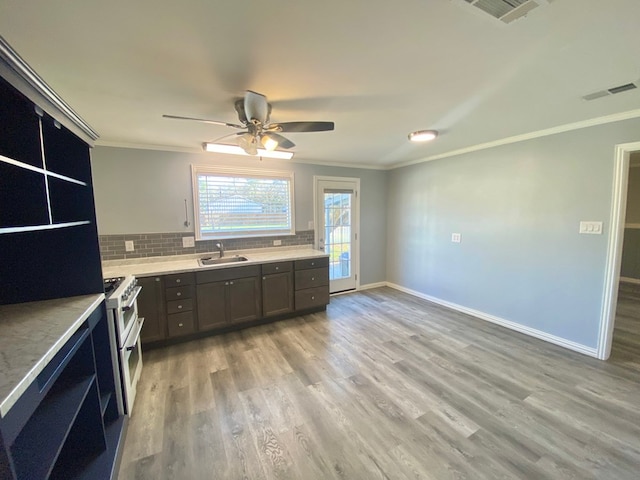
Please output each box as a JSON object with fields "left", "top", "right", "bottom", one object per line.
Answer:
{"left": 162, "top": 114, "right": 244, "bottom": 129}
{"left": 208, "top": 132, "right": 246, "bottom": 144}
{"left": 262, "top": 132, "right": 295, "bottom": 150}
{"left": 244, "top": 90, "right": 269, "bottom": 124}
{"left": 269, "top": 121, "right": 335, "bottom": 133}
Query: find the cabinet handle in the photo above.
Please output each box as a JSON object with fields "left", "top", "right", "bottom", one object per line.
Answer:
{"left": 311, "top": 296, "right": 315, "bottom": 300}
{"left": 263, "top": 276, "right": 266, "bottom": 280}
{"left": 155, "top": 277, "right": 160, "bottom": 282}
{"left": 176, "top": 279, "right": 181, "bottom": 283}
{"left": 276, "top": 266, "right": 279, "bottom": 270}
{"left": 178, "top": 323, "right": 184, "bottom": 327}
{"left": 312, "top": 277, "right": 315, "bottom": 281}
{"left": 176, "top": 292, "right": 182, "bottom": 297}
{"left": 230, "top": 281, "right": 234, "bottom": 285}
{"left": 225, "top": 282, "right": 229, "bottom": 286}
{"left": 178, "top": 305, "right": 183, "bottom": 309}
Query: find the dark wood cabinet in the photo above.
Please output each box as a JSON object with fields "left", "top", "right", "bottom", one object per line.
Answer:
{"left": 262, "top": 262, "right": 294, "bottom": 317}
{"left": 294, "top": 257, "right": 330, "bottom": 311}
{"left": 196, "top": 281, "right": 227, "bottom": 331}
{"left": 228, "top": 276, "right": 261, "bottom": 323}
{"left": 137, "top": 276, "right": 166, "bottom": 344}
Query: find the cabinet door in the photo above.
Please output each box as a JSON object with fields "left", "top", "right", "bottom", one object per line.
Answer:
{"left": 196, "top": 281, "right": 227, "bottom": 331}
{"left": 137, "top": 276, "right": 166, "bottom": 343}
{"left": 228, "top": 277, "right": 261, "bottom": 323}
{"left": 263, "top": 272, "right": 293, "bottom": 317}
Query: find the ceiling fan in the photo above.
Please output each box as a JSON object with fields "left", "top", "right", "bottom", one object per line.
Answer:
{"left": 163, "top": 90, "right": 335, "bottom": 155}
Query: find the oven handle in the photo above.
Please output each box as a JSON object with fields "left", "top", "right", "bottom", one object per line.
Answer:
{"left": 122, "top": 285, "right": 143, "bottom": 312}
{"left": 123, "top": 316, "right": 145, "bottom": 352}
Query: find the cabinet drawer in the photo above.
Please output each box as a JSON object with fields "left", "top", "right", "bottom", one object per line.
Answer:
{"left": 167, "top": 311, "right": 196, "bottom": 337}
{"left": 262, "top": 261, "right": 292, "bottom": 275}
{"left": 295, "top": 257, "right": 329, "bottom": 270}
{"left": 167, "top": 298, "right": 193, "bottom": 315}
{"left": 164, "top": 272, "right": 195, "bottom": 287}
{"left": 165, "top": 285, "right": 192, "bottom": 301}
{"left": 295, "top": 267, "right": 329, "bottom": 290}
{"left": 196, "top": 265, "right": 260, "bottom": 284}
{"left": 295, "top": 287, "right": 329, "bottom": 311}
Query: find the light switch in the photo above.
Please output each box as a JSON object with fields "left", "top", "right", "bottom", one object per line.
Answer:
{"left": 182, "top": 236, "right": 195, "bottom": 248}
{"left": 125, "top": 240, "right": 134, "bottom": 252}
{"left": 451, "top": 233, "right": 461, "bottom": 243}
{"left": 579, "top": 221, "right": 603, "bottom": 235}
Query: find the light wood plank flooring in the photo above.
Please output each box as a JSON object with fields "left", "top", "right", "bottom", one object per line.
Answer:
{"left": 118, "top": 287, "right": 640, "bottom": 479}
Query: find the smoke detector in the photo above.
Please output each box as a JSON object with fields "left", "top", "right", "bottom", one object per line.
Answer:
{"left": 461, "top": 0, "right": 553, "bottom": 24}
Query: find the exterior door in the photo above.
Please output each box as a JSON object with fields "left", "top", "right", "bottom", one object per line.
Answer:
{"left": 314, "top": 177, "right": 359, "bottom": 293}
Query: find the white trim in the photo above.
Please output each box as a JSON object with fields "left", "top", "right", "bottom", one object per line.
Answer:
{"left": 620, "top": 276, "right": 640, "bottom": 285}
{"left": 0, "top": 221, "right": 90, "bottom": 234}
{"left": 598, "top": 141, "right": 640, "bottom": 360}
{"left": 386, "top": 282, "right": 599, "bottom": 358}
{"left": 357, "top": 282, "right": 388, "bottom": 291}
{"left": 390, "top": 109, "right": 640, "bottom": 170}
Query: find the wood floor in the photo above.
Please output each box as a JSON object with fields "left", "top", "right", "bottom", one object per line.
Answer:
{"left": 117, "top": 286, "right": 640, "bottom": 480}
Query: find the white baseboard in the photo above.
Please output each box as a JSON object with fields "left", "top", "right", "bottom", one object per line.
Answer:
{"left": 620, "top": 276, "right": 640, "bottom": 285}
{"left": 385, "top": 282, "right": 598, "bottom": 358}
{"left": 357, "top": 282, "right": 388, "bottom": 291}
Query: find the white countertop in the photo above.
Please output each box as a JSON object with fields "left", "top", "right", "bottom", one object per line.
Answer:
{"left": 102, "top": 245, "right": 328, "bottom": 278}
{"left": 0, "top": 294, "right": 105, "bottom": 418}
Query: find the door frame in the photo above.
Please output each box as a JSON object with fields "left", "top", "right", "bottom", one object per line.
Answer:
{"left": 598, "top": 141, "right": 640, "bottom": 359}
{"left": 313, "top": 175, "right": 361, "bottom": 292}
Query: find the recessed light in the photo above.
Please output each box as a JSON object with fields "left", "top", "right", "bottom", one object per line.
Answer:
{"left": 408, "top": 130, "right": 438, "bottom": 142}
{"left": 203, "top": 143, "right": 294, "bottom": 159}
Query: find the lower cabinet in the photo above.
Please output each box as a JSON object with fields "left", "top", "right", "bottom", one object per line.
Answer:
{"left": 137, "top": 276, "right": 166, "bottom": 343}
{"left": 138, "top": 257, "right": 329, "bottom": 345}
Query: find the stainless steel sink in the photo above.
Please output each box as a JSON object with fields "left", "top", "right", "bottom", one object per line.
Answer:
{"left": 198, "top": 255, "right": 249, "bottom": 266}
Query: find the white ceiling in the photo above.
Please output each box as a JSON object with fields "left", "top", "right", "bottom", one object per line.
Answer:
{"left": 1, "top": 0, "right": 640, "bottom": 168}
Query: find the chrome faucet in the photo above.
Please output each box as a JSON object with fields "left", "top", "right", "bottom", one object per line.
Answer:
{"left": 215, "top": 241, "right": 224, "bottom": 258}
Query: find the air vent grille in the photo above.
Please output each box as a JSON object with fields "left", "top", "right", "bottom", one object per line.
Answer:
{"left": 463, "top": 0, "right": 543, "bottom": 23}
{"left": 583, "top": 82, "right": 638, "bottom": 101}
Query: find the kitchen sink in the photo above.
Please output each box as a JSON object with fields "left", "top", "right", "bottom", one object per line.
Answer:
{"left": 198, "top": 255, "right": 249, "bottom": 266}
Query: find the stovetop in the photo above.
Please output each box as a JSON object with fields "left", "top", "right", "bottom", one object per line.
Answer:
{"left": 104, "top": 277, "right": 125, "bottom": 297}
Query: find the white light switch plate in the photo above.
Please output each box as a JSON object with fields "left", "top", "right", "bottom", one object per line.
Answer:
{"left": 451, "top": 233, "right": 461, "bottom": 243}
{"left": 182, "top": 236, "right": 195, "bottom": 248}
{"left": 579, "top": 221, "right": 603, "bottom": 235}
{"left": 125, "top": 240, "right": 134, "bottom": 252}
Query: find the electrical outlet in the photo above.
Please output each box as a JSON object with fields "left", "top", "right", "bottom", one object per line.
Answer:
{"left": 182, "top": 236, "right": 195, "bottom": 248}
{"left": 579, "top": 221, "right": 603, "bottom": 235}
{"left": 125, "top": 240, "right": 134, "bottom": 252}
{"left": 273, "top": 239, "right": 282, "bottom": 246}
{"left": 451, "top": 233, "right": 461, "bottom": 243}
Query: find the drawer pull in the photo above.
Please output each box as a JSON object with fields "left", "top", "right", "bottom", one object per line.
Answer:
{"left": 276, "top": 266, "right": 279, "bottom": 270}
{"left": 311, "top": 277, "right": 315, "bottom": 281}
{"left": 155, "top": 277, "right": 160, "bottom": 282}
{"left": 178, "top": 305, "right": 183, "bottom": 309}
{"left": 230, "top": 281, "right": 234, "bottom": 285}
{"left": 176, "top": 279, "right": 181, "bottom": 283}
{"left": 176, "top": 292, "right": 182, "bottom": 297}
{"left": 311, "top": 262, "right": 315, "bottom": 266}
{"left": 225, "top": 282, "right": 229, "bottom": 286}
{"left": 263, "top": 276, "right": 266, "bottom": 280}
{"left": 178, "top": 323, "right": 184, "bottom": 327}
{"left": 311, "top": 296, "right": 315, "bottom": 300}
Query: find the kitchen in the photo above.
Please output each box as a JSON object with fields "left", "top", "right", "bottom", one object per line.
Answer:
{"left": 2, "top": 1, "right": 640, "bottom": 478}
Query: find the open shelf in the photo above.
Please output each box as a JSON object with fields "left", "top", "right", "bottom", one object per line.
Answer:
{"left": 10, "top": 376, "right": 96, "bottom": 480}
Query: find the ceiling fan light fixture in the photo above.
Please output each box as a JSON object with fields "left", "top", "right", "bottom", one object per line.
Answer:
{"left": 203, "top": 143, "right": 294, "bottom": 160}
{"left": 408, "top": 130, "right": 438, "bottom": 142}
{"left": 261, "top": 135, "right": 279, "bottom": 151}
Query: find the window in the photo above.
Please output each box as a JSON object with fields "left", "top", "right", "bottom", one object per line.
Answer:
{"left": 192, "top": 165, "right": 295, "bottom": 240}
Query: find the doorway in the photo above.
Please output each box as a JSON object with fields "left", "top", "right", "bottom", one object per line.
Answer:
{"left": 599, "top": 142, "right": 640, "bottom": 359}
{"left": 314, "top": 176, "right": 360, "bottom": 293}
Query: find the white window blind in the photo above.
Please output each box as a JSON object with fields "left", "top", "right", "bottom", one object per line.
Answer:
{"left": 192, "top": 165, "right": 295, "bottom": 240}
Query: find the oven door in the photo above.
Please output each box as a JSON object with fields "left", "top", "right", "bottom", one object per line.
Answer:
{"left": 119, "top": 285, "right": 142, "bottom": 343}
{"left": 119, "top": 315, "right": 144, "bottom": 415}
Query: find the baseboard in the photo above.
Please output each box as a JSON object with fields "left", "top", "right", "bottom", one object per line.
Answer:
{"left": 386, "top": 282, "right": 598, "bottom": 358}
{"left": 620, "top": 276, "right": 640, "bottom": 285}
{"left": 357, "top": 282, "right": 388, "bottom": 291}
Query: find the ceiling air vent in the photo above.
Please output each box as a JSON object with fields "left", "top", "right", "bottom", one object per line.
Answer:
{"left": 463, "top": 0, "right": 546, "bottom": 23}
{"left": 583, "top": 82, "right": 638, "bottom": 101}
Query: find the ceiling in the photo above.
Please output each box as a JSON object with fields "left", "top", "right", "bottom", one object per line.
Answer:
{"left": 1, "top": 0, "right": 640, "bottom": 168}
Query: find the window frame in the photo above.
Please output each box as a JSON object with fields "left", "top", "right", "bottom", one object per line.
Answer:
{"left": 191, "top": 164, "right": 296, "bottom": 241}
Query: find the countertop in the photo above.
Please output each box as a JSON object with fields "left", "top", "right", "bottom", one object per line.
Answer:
{"left": 102, "top": 245, "right": 328, "bottom": 278}
{"left": 0, "top": 294, "right": 105, "bottom": 418}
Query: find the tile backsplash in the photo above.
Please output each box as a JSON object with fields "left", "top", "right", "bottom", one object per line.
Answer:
{"left": 98, "top": 230, "right": 314, "bottom": 261}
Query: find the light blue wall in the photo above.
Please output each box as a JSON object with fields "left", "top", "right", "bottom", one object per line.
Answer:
{"left": 91, "top": 146, "right": 387, "bottom": 285}
{"left": 387, "top": 117, "right": 640, "bottom": 349}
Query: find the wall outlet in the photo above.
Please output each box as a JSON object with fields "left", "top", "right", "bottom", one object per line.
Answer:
{"left": 125, "top": 240, "right": 134, "bottom": 252}
{"left": 451, "top": 233, "right": 462, "bottom": 243}
{"left": 273, "top": 239, "right": 282, "bottom": 246}
{"left": 579, "top": 221, "right": 603, "bottom": 234}
{"left": 182, "top": 236, "right": 195, "bottom": 248}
